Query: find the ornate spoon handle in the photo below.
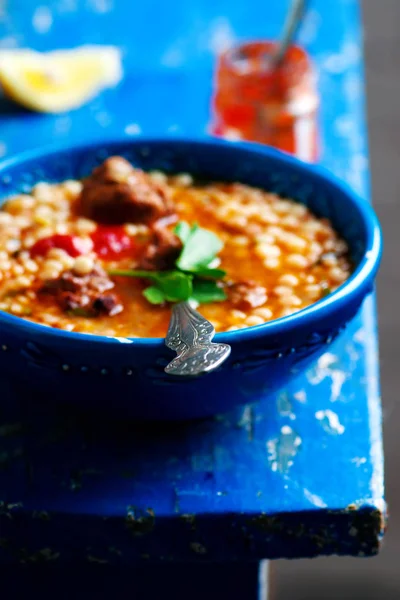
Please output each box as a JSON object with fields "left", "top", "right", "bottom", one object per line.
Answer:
{"left": 164, "top": 301, "right": 231, "bottom": 377}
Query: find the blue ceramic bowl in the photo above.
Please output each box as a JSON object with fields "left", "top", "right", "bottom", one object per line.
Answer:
{"left": 0, "top": 138, "right": 382, "bottom": 420}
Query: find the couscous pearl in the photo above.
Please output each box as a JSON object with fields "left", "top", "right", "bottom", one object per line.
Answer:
{"left": 246, "top": 315, "right": 265, "bottom": 326}
{"left": 291, "top": 203, "right": 308, "bottom": 217}
{"left": 279, "top": 274, "right": 299, "bottom": 286}
{"left": 231, "top": 309, "right": 247, "bottom": 320}
{"left": 267, "top": 226, "right": 283, "bottom": 237}
{"left": 42, "top": 314, "right": 60, "bottom": 324}
{"left": 11, "top": 265, "right": 24, "bottom": 275}
{"left": 124, "top": 223, "right": 149, "bottom": 236}
{"left": 304, "top": 284, "right": 321, "bottom": 299}
{"left": 256, "top": 243, "right": 281, "bottom": 258}
{"left": 55, "top": 223, "right": 69, "bottom": 235}
{"left": 174, "top": 173, "right": 193, "bottom": 187}
{"left": 281, "top": 215, "right": 300, "bottom": 227}
{"left": 286, "top": 254, "right": 308, "bottom": 268}
{"left": 274, "top": 285, "right": 293, "bottom": 297}
{"left": 274, "top": 200, "right": 292, "bottom": 213}
{"left": 33, "top": 183, "right": 54, "bottom": 203}
{"left": 12, "top": 196, "right": 35, "bottom": 210}
{"left": 215, "top": 206, "right": 231, "bottom": 219}
{"left": 47, "top": 248, "right": 70, "bottom": 260}
{"left": 43, "top": 259, "right": 64, "bottom": 273}
{"left": 256, "top": 233, "right": 275, "bottom": 245}
{"left": 279, "top": 232, "right": 307, "bottom": 251}
{"left": 15, "top": 275, "right": 32, "bottom": 288}
{"left": 5, "top": 239, "right": 21, "bottom": 253}
{"left": 321, "top": 253, "right": 338, "bottom": 267}
{"left": 10, "top": 303, "right": 24, "bottom": 315}
{"left": 229, "top": 215, "right": 248, "bottom": 229}
{"left": 24, "top": 260, "right": 39, "bottom": 273}
{"left": 35, "top": 227, "right": 54, "bottom": 240}
{"left": 40, "top": 270, "right": 60, "bottom": 281}
{"left": 23, "top": 236, "right": 36, "bottom": 249}
{"left": 329, "top": 267, "right": 348, "bottom": 282}
{"left": 323, "top": 239, "right": 335, "bottom": 251}
{"left": 259, "top": 212, "right": 279, "bottom": 225}
{"left": 0, "top": 212, "right": 13, "bottom": 225}
{"left": 0, "top": 260, "right": 11, "bottom": 271}
{"left": 34, "top": 205, "right": 54, "bottom": 224}
{"left": 5, "top": 195, "right": 34, "bottom": 214}
{"left": 232, "top": 235, "right": 249, "bottom": 247}
{"left": 62, "top": 180, "right": 83, "bottom": 196}
{"left": 278, "top": 295, "right": 302, "bottom": 307}
{"left": 335, "top": 240, "right": 348, "bottom": 254}
{"left": 264, "top": 258, "right": 280, "bottom": 269}
{"left": 304, "top": 221, "right": 323, "bottom": 233}
{"left": 14, "top": 216, "right": 31, "bottom": 229}
{"left": 254, "top": 307, "right": 273, "bottom": 319}
{"left": 73, "top": 255, "right": 94, "bottom": 275}
{"left": 46, "top": 249, "right": 74, "bottom": 269}
{"left": 149, "top": 170, "right": 168, "bottom": 184}
{"left": 75, "top": 218, "right": 97, "bottom": 235}
{"left": 63, "top": 256, "right": 75, "bottom": 269}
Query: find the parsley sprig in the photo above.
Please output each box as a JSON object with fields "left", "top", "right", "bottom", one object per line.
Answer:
{"left": 109, "top": 222, "right": 227, "bottom": 305}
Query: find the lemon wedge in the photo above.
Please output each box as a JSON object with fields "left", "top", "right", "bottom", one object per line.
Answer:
{"left": 0, "top": 46, "right": 122, "bottom": 113}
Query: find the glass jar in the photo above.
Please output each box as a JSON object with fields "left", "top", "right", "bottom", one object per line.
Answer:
{"left": 211, "top": 41, "right": 319, "bottom": 162}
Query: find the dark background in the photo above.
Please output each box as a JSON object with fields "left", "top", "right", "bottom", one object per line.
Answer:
{"left": 275, "top": 1, "right": 400, "bottom": 598}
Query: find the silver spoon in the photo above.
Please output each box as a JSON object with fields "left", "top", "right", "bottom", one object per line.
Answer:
{"left": 164, "top": 301, "right": 231, "bottom": 377}
{"left": 269, "top": 0, "right": 308, "bottom": 68}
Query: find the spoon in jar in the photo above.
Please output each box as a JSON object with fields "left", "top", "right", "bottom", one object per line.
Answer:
{"left": 164, "top": 301, "right": 231, "bottom": 377}
{"left": 269, "top": 0, "right": 308, "bottom": 69}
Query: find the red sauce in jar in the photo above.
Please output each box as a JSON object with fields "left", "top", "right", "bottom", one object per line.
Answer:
{"left": 211, "top": 41, "right": 319, "bottom": 161}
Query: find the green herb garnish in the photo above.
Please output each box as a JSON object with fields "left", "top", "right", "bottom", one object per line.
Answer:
{"left": 109, "top": 222, "right": 227, "bottom": 306}
{"left": 175, "top": 222, "right": 224, "bottom": 274}
{"left": 109, "top": 269, "right": 193, "bottom": 303}
{"left": 174, "top": 221, "right": 191, "bottom": 245}
{"left": 191, "top": 279, "right": 227, "bottom": 304}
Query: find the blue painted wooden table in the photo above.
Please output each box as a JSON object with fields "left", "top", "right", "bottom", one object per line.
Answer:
{"left": 0, "top": 0, "right": 385, "bottom": 597}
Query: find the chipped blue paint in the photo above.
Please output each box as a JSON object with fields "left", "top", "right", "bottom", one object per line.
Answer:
{"left": 315, "top": 409, "right": 345, "bottom": 435}
{"left": 0, "top": 0, "right": 385, "bottom": 569}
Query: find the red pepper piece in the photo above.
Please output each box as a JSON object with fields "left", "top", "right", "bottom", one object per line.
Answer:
{"left": 30, "top": 234, "right": 91, "bottom": 258}
{"left": 90, "top": 225, "right": 137, "bottom": 259}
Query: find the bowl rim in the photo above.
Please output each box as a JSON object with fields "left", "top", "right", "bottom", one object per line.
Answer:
{"left": 0, "top": 135, "right": 383, "bottom": 347}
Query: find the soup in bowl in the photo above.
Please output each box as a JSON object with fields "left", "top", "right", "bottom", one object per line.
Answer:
{"left": 0, "top": 138, "right": 381, "bottom": 420}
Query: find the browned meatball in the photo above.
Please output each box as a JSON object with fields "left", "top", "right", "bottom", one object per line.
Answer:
{"left": 79, "top": 156, "right": 173, "bottom": 225}
{"left": 41, "top": 266, "right": 123, "bottom": 317}
{"left": 138, "top": 224, "right": 183, "bottom": 271}
{"left": 229, "top": 281, "right": 268, "bottom": 310}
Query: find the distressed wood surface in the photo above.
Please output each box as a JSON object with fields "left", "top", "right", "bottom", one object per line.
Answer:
{"left": 0, "top": 0, "right": 385, "bottom": 565}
